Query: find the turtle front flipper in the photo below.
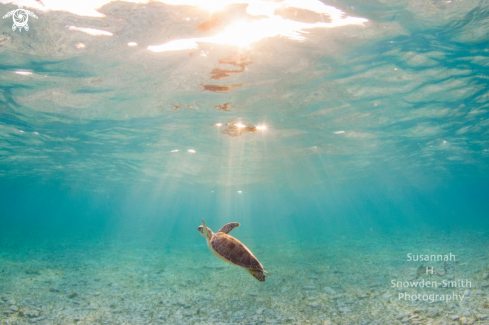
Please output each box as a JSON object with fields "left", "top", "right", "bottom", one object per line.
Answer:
{"left": 202, "top": 219, "right": 209, "bottom": 237}
{"left": 218, "top": 222, "right": 240, "bottom": 234}
{"left": 248, "top": 269, "right": 266, "bottom": 282}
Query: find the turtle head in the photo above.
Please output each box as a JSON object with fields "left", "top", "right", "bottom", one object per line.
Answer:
{"left": 198, "top": 219, "right": 213, "bottom": 240}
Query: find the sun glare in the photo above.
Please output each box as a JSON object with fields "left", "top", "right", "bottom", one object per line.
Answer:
{"left": 197, "top": 0, "right": 232, "bottom": 13}
{"left": 147, "top": 1, "right": 368, "bottom": 52}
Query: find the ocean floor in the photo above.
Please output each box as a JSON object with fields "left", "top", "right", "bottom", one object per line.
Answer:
{"left": 0, "top": 230, "right": 488, "bottom": 325}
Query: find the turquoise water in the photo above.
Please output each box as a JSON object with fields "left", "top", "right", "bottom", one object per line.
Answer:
{"left": 1, "top": 0, "right": 489, "bottom": 324}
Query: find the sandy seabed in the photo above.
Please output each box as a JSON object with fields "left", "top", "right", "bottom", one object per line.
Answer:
{"left": 0, "top": 230, "right": 488, "bottom": 325}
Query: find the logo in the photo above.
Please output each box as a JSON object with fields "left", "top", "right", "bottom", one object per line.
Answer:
{"left": 3, "top": 5, "right": 37, "bottom": 32}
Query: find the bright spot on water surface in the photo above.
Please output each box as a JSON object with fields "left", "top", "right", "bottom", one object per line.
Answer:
{"left": 68, "top": 26, "right": 113, "bottom": 36}
{"left": 15, "top": 71, "right": 32, "bottom": 75}
{"left": 188, "top": 149, "right": 196, "bottom": 153}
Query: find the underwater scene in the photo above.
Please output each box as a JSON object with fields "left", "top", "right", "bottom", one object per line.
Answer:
{"left": 1, "top": 0, "right": 489, "bottom": 324}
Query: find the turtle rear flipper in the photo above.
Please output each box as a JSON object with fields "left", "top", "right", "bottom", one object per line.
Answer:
{"left": 248, "top": 269, "right": 266, "bottom": 282}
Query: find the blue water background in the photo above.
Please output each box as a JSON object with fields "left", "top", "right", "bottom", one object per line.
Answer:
{"left": 0, "top": 3, "right": 489, "bottom": 323}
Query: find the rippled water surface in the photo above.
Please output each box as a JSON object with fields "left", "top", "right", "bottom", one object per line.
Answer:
{"left": 1, "top": 0, "right": 488, "bottom": 187}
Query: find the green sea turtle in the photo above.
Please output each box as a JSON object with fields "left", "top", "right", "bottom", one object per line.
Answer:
{"left": 198, "top": 219, "right": 269, "bottom": 282}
